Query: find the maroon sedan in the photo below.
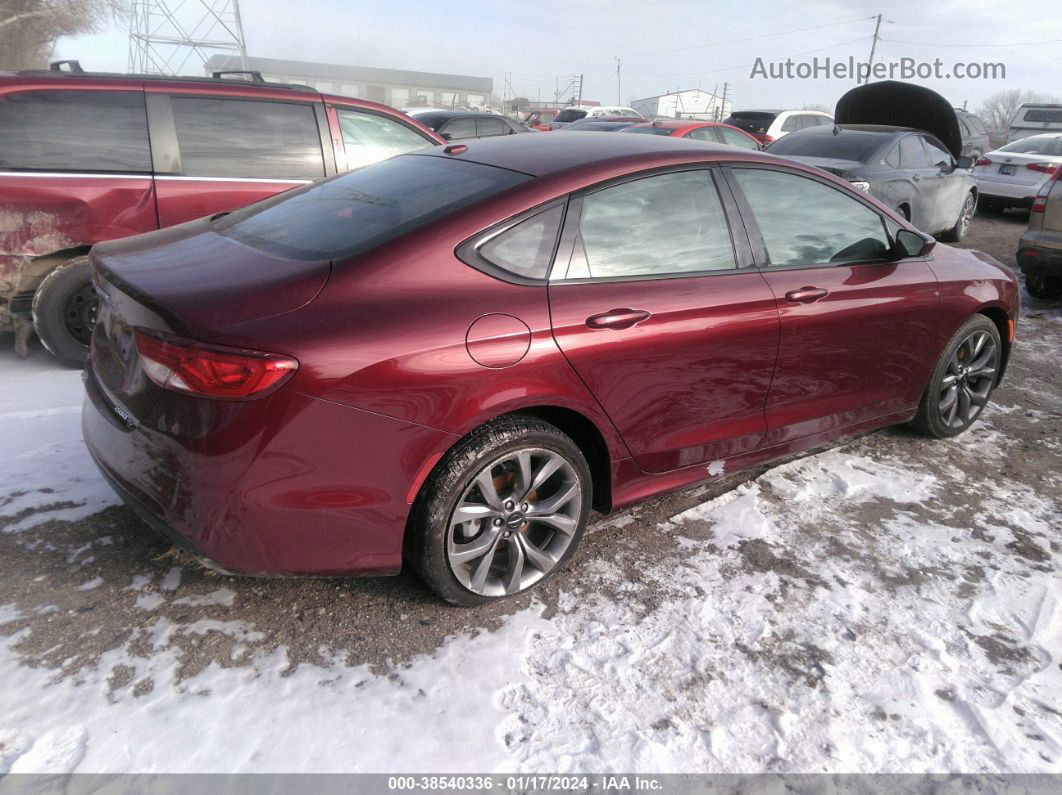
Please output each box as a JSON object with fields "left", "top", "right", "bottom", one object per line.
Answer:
{"left": 83, "top": 134, "right": 1018, "bottom": 605}
{"left": 623, "top": 119, "right": 761, "bottom": 149}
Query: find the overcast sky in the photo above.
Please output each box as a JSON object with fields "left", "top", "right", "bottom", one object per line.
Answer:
{"left": 57, "top": 0, "right": 1062, "bottom": 112}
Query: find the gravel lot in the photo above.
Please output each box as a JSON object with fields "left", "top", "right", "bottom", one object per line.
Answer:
{"left": 1, "top": 209, "right": 1059, "bottom": 773}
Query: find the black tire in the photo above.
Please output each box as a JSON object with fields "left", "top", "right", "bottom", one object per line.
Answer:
{"left": 1025, "top": 273, "right": 1062, "bottom": 300}
{"left": 939, "top": 191, "right": 976, "bottom": 242}
{"left": 31, "top": 257, "right": 96, "bottom": 368}
{"left": 406, "top": 415, "right": 593, "bottom": 606}
{"left": 911, "top": 315, "right": 1001, "bottom": 439}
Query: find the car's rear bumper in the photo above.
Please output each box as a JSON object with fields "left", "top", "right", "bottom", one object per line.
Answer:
{"left": 976, "top": 177, "right": 1040, "bottom": 203}
{"left": 1017, "top": 230, "right": 1062, "bottom": 276}
{"left": 82, "top": 364, "right": 457, "bottom": 576}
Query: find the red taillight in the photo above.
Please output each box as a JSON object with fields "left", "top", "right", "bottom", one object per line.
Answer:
{"left": 1031, "top": 167, "right": 1060, "bottom": 213}
{"left": 1026, "top": 162, "right": 1059, "bottom": 174}
{"left": 975, "top": 158, "right": 992, "bottom": 167}
{"left": 763, "top": 134, "right": 775, "bottom": 144}
{"left": 134, "top": 330, "right": 298, "bottom": 399}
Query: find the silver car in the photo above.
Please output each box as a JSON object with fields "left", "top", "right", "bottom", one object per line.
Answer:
{"left": 974, "top": 133, "right": 1062, "bottom": 213}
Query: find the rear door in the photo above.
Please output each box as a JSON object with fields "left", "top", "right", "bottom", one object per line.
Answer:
{"left": 921, "top": 134, "right": 967, "bottom": 231}
{"left": 726, "top": 165, "right": 941, "bottom": 445}
{"left": 547, "top": 168, "right": 780, "bottom": 474}
{"left": 147, "top": 91, "right": 333, "bottom": 227}
{"left": 897, "top": 134, "right": 941, "bottom": 232}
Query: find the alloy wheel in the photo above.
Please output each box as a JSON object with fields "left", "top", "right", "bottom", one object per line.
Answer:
{"left": 958, "top": 194, "right": 975, "bottom": 238}
{"left": 447, "top": 448, "right": 582, "bottom": 597}
{"left": 938, "top": 329, "right": 998, "bottom": 430}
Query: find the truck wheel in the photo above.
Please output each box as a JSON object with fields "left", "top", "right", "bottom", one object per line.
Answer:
{"left": 32, "top": 257, "right": 96, "bottom": 368}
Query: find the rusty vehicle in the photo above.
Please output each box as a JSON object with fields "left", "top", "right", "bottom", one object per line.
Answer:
{"left": 0, "top": 62, "right": 443, "bottom": 366}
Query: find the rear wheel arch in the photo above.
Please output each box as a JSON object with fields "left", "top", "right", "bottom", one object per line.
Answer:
{"left": 412, "top": 405, "right": 614, "bottom": 517}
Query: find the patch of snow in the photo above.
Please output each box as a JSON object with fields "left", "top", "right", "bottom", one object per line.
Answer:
{"left": 173, "top": 588, "right": 235, "bottom": 608}
{"left": 77, "top": 578, "right": 103, "bottom": 592}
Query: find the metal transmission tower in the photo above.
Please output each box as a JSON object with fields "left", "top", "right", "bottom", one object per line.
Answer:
{"left": 128, "top": 0, "right": 249, "bottom": 76}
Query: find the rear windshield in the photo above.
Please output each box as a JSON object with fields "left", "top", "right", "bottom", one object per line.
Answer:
{"left": 214, "top": 155, "right": 530, "bottom": 261}
{"left": 998, "top": 135, "right": 1062, "bottom": 156}
{"left": 766, "top": 130, "right": 884, "bottom": 162}
{"left": 623, "top": 126, "right": 673, "bottom": 135}
{"left": 1020, "top": 108, "right": 1062, "bottom": 124}
{"left": 555, "top": 109, "right": 588, "bottom": 123}
{"left": 723, "top": 112, "right": 777, "bottom": 134}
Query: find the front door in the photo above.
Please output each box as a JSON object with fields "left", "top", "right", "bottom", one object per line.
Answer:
{"left": 548, "top": 169, "right": 780, "bottom": 474}
{"left": 727, "top": 165, "right": 941, "bottom": 445}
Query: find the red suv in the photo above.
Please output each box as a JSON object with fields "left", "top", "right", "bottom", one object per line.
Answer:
{"left": 0, "top": 62, "right": 443, "bottom": 366}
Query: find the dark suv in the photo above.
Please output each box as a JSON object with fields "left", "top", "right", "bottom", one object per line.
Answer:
{"left": 0, "top": 62, "right": 443, "bottom": 366}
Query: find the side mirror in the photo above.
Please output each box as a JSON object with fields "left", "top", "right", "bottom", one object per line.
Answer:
{"left": 897, "top": 228, "right": 935, "bottom": 258}
{"left": 955, "top": 155, "right": 973, "bottom": 170}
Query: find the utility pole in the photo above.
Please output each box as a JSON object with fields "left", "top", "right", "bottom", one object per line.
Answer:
{"left": 720, "top": 82, "right": 729, "bottom": 121}
{"left": 577, "top": 74, "right": 583, "bottom": 105}
{"left": 615, "top": 57, "right": 621, "bottom": 105}
{"left": 861, "top": 13, "right": 883, "bottom": 85}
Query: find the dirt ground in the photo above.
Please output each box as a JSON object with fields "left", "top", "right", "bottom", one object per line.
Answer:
{"left": 1, "top": 208, "right": 1059, "bottom": 693}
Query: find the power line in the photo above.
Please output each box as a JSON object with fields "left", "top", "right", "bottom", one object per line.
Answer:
{"left": 882, "top": 36, "right": 1062, "bottom": 47}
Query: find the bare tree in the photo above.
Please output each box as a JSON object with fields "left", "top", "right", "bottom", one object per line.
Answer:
{"left": 802, "top": 103, "right": 831, "bottom": 113}
{"left": 978, "top": 88, "right": 1060, "bottom": 132}
{"left": 0, "top": 0, "right": 125, "bottom": 71}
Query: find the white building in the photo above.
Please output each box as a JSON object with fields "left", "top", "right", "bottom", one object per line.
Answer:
{"left": 631, "top": 89, "right": 732, "bottom": 121}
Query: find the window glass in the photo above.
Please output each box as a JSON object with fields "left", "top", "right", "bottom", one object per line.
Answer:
{"left": 476, "top": 117, "right": 509, "bottom": 137}
{"left": 171, "top": 97, "right": 324, "bottom": 179}
{"left": 922, "top": 137, "right": 953, "bottom": 167}
{"left": 215, "top": 155, "right": 530, "bottom": 261}
{"left": 970, "top": 116, "right": 987, "bottom": 135}
{"left": 337, "top": 109, "right": 431, "bottom": 169}
{"left": 883, "top": 144, "right": 901, "bottom": 169}
{"left": 781, "top": 115, "right": 801, "bottom": 132}
{"left": 898, "top": 135, "right": 932, "bottom": 168}
{"left": 685, "top": 127, "right": 717, "bottom": 142}
{"left": 391, "top": 88, "right": 410, "bottom": 107}
{"left": 723, "top": 112, "right": 777, "bottom": 135}
{"left": 624, "top": 125, "right": 673, "bottom": 136}
{"left": 438, "top": 92, "right": 457, "bottom": 109}
{"left": 555, "top": 171, "right": 735, "bottom": 280}
{"left": 0, "top": 90, "right": 151, "bottom": 173}
{"left": 998, "top": 135, "right": 1062, "bottom": 156}
{"left": 767, "top": 130, "right": 884, "bottom": 162}
{"left": 1024, "top": 109, "right": 1062, "bottom": 123}
{"left": 719, "top": 126, "right": 759, "bottom": 149}
{"left": 467, "top": 93, "right": 486, "bottom": 107}
{"left": 441, "top": 117, "right": 477, "bottom": 140}
{"left": 479, "top": 205, "right": 564, "bottom": 279}
{"left": 734, "top": 169, "right": 890, "bottom": 266}
{"left": 554, "top": 109, "right": 587, "bottom": 123}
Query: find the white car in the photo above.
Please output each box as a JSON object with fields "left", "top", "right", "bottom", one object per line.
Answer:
{"left": 550, "top": 105, "right": 644, "bottom": 129}
{"left": 974, "top": 133, "right": 1062, "bottom": 212}
{"left": 721, "top": 109, "right": 834, "bottom": 145}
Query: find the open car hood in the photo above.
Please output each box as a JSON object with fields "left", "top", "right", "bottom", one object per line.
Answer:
{"left": 835, "top": 80, "right": 963, "bottom": 159}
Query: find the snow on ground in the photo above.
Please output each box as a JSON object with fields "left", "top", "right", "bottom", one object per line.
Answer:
{"left": 1, "top": 343, "right": 1060, "bottom": 774}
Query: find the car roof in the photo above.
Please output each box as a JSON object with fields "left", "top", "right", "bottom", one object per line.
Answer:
{"left": 416, "top": 129, "right": 775, "bottom": 177}
{"left": 416, "top": 110, "right": 495, "bottom": 121}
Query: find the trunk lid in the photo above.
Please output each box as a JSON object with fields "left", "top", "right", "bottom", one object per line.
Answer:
{"left": 89, "top": 218, "right": 328, "bottom": 412}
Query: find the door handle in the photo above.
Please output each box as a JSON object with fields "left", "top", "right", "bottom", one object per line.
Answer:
{"left": 585, "top": 308, "right": 651, "bottom": 330}
{"left": 784, "top": 287, "right": 829, "bottom": 304}
{"left": 912, "top": 174, "right": 921, "bottom": 182}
